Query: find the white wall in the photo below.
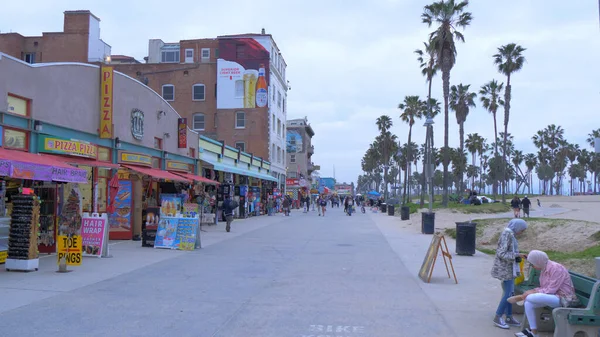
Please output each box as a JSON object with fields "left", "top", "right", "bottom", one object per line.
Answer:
{"left": 87, "top": 16, "right": 111, "bottom": 62}
{"left": 147, "top": 39, "right": 165, "bottom": 64}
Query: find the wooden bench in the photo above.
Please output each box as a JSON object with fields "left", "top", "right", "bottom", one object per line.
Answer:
{"left": 514, "top": 268, "right": 600, "bottom": 336}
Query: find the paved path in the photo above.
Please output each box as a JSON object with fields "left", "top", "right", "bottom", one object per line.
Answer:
{"left": 0, "top": 208, "right": 539, "bottom": 337}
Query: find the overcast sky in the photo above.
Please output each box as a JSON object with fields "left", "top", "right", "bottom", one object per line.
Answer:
{"left": 2, "top": 1, "right": 599, "bottom": 186}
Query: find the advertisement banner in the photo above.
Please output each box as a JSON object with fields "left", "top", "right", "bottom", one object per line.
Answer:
{"left": 10, "top": 162, "right": 53, "bottom": 181}
{"left": 160, "top": 194, "right": 182, "bottom": 217}
{"left": 108, "top": 180, "right": 132, "bottom": 233}
{"left": 119, "top": 151, "right": 152, "bottom": 167}
{"left": 176, "top": 217, "right": 198, "bottom": 251}
{"left": 154, "top": 217, "right": 179, "bottom": 249}
{"left": 178, "top": 118, "right": 187, "bottom": 149}
{"left": 100, "top": 66, "right": 114, "bottom": 139}
{"left": 286, "top": 178, "right": 299, "bottom": 186}
{"left": 81, "top": 215, "right": 106, "bottom": 257}
{"left": 217, "top": 38, "right": 270, "bottom": 109}
{"left": 38, "top": 135, "right": 97, "bottom": 158}
{"left": 51, "top": 166, "right": 89, "bottom": 183}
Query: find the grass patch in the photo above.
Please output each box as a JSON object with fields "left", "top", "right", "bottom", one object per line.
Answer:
{"left": 444, "top": 228, "right": 456, "bottom": 239}
{"left": 478, "top": 248, "right": 496, "bottom": 255}
{"left": 431, "top": 202, "right": 511, "bottom": 214}
{"left": 545, "top": 245, "right": 600, "bottom": 262}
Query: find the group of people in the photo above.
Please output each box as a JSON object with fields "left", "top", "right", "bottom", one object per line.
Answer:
{"left": 492, "top": 218, "right": 579, "bottom": 337}
{"left": 510, "top": 195, "right": 533, "bottom": 218}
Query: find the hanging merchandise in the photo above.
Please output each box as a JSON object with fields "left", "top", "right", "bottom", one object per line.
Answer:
{"left": 5, "top": 193, "right": 40, "bottom": 272}
{"left": 59, "top": 188, "right": 83, "bottom": 236}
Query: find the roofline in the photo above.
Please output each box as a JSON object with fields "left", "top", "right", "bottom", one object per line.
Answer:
{"left": 64, "top": 10, "right": 101, "bottom": 22}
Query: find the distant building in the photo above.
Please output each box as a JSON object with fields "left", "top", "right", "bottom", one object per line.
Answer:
{"left": 0, "top": 10, "right": 111, "bottom": 64}
{"left": 109, "top": 55, "right": 140, "bottom": 64}
{"left": 335, "top": 182, "right": 354, "bottom": 196}
{"left": 285, "top": 117, "right": 318, "bottom": 199}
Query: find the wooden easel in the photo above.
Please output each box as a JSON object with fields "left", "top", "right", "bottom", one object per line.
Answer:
{"left": 418, "top": 233, "right": 458, "bottom": 284}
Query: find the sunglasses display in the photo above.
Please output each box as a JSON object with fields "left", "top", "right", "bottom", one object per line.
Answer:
{"left": 7, "top": 194, "right": 40, "bottom": 261}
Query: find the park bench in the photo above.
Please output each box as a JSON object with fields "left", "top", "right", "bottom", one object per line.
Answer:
{"left": 514, "top": 268, "right": 600, "bottom": 337}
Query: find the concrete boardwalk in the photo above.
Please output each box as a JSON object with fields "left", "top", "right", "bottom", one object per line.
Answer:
{"left": 0, "top": 208, "right": 538, "bottom": 337}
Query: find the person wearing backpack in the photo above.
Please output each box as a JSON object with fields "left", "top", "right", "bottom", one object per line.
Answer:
{"left": 223, "top": 195, "right": 237, "bottom": 232}
{"left": 320, "top": 195, "right": 327, "bottom": 216}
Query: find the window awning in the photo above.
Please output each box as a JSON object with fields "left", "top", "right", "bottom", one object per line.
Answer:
{"left": 200, "top": 158, "right": 278, "bottom": 182}
{"left": 122, "top": 165, "right": 190, "bottom": 182}
{"left": 0, "top": 148, "right": 88, "bottom": 183}
{"left": 170, "top": 172, "right": 220, "bottom": 185}
{"left": 40, "top": 154, "right": 120, "bottom": 169}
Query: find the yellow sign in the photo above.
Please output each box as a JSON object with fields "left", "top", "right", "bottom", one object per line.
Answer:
{"left": 166, "top": 160, "right": 190, "bottom": 172}
{"left": 57, "top": 235, "right": 82, "bottom": 266}
{"left": 117, "top": 169, "right": 130, "bottom": 180}
{"left": 119, "top": 151, "right": 152, "bottom": 167}
{"left": 39, "top": 136, "right": 97, "bottom": 158}
{"left": 0, "top": 250, "right": 6, "bottom": 264}
{"left": 100, "top": 66, "right": 114, "bottom": 139}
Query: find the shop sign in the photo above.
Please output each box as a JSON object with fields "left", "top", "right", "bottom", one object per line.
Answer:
{"left": 57, "top": 235, "right": 82, "bottom": 266}
{"left": 166, "top": 160, "right": 190, "bottom": 172}
{"left": 81, "top": 216, "right": 107, "bottom": 257}
{"left": 38, "top": 135, "right": 97, "bottom": 158}
{"left": 178, "top": 118, "right": 187, "bottom": 149}
{"left": 100, "top": 66, "right": 114, "bottom": 139}
{"left": 131, "top": 109, "right": 144, "bottom": 140}
{"left": 119, "top": 151, "right": 152, "bottom": 167}
{"left": 286, "top": 178, "right": 299, "bottom": 186}
{"left": 117, "top": 168, "right": 130, "bottom": 180}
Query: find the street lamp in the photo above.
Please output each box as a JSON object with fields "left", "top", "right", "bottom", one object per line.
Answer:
{"left": 422, "top": 116, "right": 435, "bottom": 234}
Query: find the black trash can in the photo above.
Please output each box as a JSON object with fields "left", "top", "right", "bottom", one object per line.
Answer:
{"left": 381, "top": 203, "right": 387, "bottom": 213}
{"left": 455, "top": 222, "right": 477, "bottom": 256}
{"left": 387, "top": 204, "right": 395, "bottom": 216}
{"left": 400, "top": 206, "right": 410, "bottom": 220}
{"left": 421, "top": 212, "right": 435, "bottom": 234}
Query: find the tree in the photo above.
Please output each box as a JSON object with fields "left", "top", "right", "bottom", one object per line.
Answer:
{"left": 587, "top": 128, "right": 600, "bottom": 149}
{"left": 465, "top": 133, "right": 484, "bottom": 191}
{"left": 524, "top": 153, "right": 537, "bottom": 195}
{"left": 399, "top": 95, "right": 425, "bottom": 204}
{"left": 565, "top": 143, "right": 580, "bottom": 196}
{"left": 494, "top": 43, "right": 526, "bottom": 202}
{"left": 479, "top": 80, "right": 504, "bottom": 155}
{"left": 376, "top": 115, "right": 394, "bottom": 199}
{"left": 422, "top": 0, "right": 472, "bottom": 206}
{"left": 449, "top": 83, "right": 476, "bottom": 194}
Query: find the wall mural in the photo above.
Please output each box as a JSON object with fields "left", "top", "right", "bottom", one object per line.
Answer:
{"left": 286, "top": 130, "right": 302, "bottom": 153}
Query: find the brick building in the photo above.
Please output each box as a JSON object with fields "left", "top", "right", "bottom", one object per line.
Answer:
{"left": 0, "top": 10, "right": 111, "bottom": 64}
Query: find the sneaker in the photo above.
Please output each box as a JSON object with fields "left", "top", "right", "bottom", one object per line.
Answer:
{"left": 505, "top": 316, "right": 520, "bottom": 326}
{"left": 515, "top": 328, "right": 535, "bottom": 337}
{"left": 493, "top": 316, "right": 509, "bottom": 329}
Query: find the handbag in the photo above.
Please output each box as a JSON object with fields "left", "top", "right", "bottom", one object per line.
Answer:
{"left": 560, "top": 295, "right": 582, "bottom": 308}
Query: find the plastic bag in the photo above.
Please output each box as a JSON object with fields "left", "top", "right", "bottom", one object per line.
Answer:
{"left": 514, "top": 259, "right": 525, "bottom": 285}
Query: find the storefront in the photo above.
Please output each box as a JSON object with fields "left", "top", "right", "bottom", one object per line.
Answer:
{"left": 0, "top": 53, "right": 202, "bottom": 250}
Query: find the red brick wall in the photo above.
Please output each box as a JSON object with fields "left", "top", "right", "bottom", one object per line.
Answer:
{"left": 63, "top": 12, "right": 90, "bottom": 34}
{"left": 40, "top": 32, "right": 88, "bottom": 63}
{"left": 0, "top": 33, "right": 25, "bottom": 59}
{"left": 215, "top": 108, "right": 269, "bottom": 159}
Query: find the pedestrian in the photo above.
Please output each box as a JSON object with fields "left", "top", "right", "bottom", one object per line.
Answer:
{"left": 223, "top": 195, "right": 236, "bottom": 232}
{"left": 317, "top": 195, "right": 322, "bottom": 216}
{"left": 511, "top": 250, "right": 578, "bottom": 337}
{"left": 320, "top": 195, "right": 327, "bottom": 216}
{"left": 267, "top": 198, "right": 274, "bottom": 216}
{"left": 521, "top": 196, "right": 532, "bottom": 218}
{"left": 511, "top": 196, "right": 521, "bottom": 218}
{"left": 282, "top": 196, "right": 290, "bottom": 216}
{"left": 344, "top": 196, "right": 349, "bottom": 213}
{"left": 491, "top": 218, "right": 528, "bottom": 330}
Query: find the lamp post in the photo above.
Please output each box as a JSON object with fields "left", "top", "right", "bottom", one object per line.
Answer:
{"left": 421, "top": 116, "right": 435, "bottom": 233}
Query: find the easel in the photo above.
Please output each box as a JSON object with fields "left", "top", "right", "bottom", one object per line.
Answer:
{"left": 418, "top": 233, "right": 458, "bottom": 284}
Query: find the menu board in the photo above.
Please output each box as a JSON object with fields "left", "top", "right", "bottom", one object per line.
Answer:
{"left": 154, "top": 217, "right": 179, "bottom": 249}
{"left": 109, "top": 181, "right": 132, "bottom": 233}
{"left": 160, "top": 194, "right": 181, "bottom": 217}
{"left": 176, "top": 218, "right": 198, "bottom": 251}
{"left": 81, "top": 215, "right": 107, "bottom": 257}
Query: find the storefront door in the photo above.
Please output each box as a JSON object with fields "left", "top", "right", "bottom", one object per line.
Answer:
{"left": 35, "top": 184, "right": 57, "bottom": 254}
{"left": 108, "top": 180, "right": 133, "bottom": 240}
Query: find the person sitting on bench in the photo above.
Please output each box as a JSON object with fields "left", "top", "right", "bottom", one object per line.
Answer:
{"left": 513, "top": 250, "right": 577, "bottom": 337}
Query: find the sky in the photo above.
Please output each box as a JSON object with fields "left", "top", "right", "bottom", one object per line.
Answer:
{"left": 2, "top": 1, "right": 599, "bottom": 187}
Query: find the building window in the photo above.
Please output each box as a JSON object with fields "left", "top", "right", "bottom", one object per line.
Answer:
{"left": 201, "top": 48, "right": 210, "bottom": 60}
{"left": 277, "top": 119, "right": 281, "bottom": 136}
{"left": 193, "top": 113, "right": 205, "bottom": 131}
{"left": 235, "top": 142, "right": 246, "bottom": 152}
{"left": 215, "top": 48, "right": 219, "bottom": 58}
{"left": 277, "top": 147, "right": 282, "bottom": 163}
{"left": 277, "top": 91, "right": 282, "bottom": 108}
{"left": 24, "top": 53, "right": 35, "bottom": 64}
{"left": 161, "top": 50, "right": 180, "bottom": 63}
{"left": 236, "top": 45, "right": 245, "bottom": 59}
{"left": 290, "top": 154, "right": 296, "bottom": 163}
{"left": 98, "top": 147, "right": 111, "bottom": 162}
{"left": 288, "top": 172, "right": 297, "bottom": 178}
{"left": 192, "top": 84, "right": 205, "bottom": 101}
{"left": 272, "top": 114, "right": 276, "bottom": 131}
{"left": 152, "top": 157, "right": 161, "bottom": 169}
{"left": 189, "top": 147, "right": 195, "bottom": 158}
{"left": 235, "top": 111, "right": 245, "bottom": 128}
{"left": 235, "top": 80, "right": 244, "bottom": 98}
{"left": 272, "top": 85, "right": 276, "bottom": 102}
{"left": 272, "top": 144, "right": 276, "bottom": 160}
{"left": 154, "top": 137, "right": 162, "bottom": 150}
{"left": 162, "top": 85, "right": 174, "bottom": 101}
{"left": 184, "top": 49, "right": 194, "bottom": 63}
{"left": 3, "top": 128, "right": 28, "bottom": 150}
{"left": 283, "top": 98, "right": 286, "bottom": 113}
{"left": 7, "top": 94, "right": 30, "bottom": 117}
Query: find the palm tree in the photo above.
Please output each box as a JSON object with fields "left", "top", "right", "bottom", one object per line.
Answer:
{"left": 465, "top": 133, "right": 484, "bottom": 191}
{"left": 511, "top": 150, "right": 525, "bottom": 194}
{"left": 494, "top": 43, "right": 526, "bottom": 202}
{"left": 399, "top": 96, "right": 425, "bottom": 204}
{"left": 565, "top": 143, "right": 580, "bottom": 196}
{"left": 422, "top": 0, "right": 472, "bottom": 206}
{"left": 415, "top": 41, "right": 438, "bottom": 117}
{"left": 449, "top": 84, "right": 476, "bottom": 194}
{"left": 419, "top": 98, "right": 441, "bottom": 207}
{"left": 479, "top": 80, "right": 504, "bottom": 155}
{"left": 524, "top": 153, "right": 537, "bottom": 195}
{"left": 376, "top": 115, "right": 393, "bottom": 199}
{"left": 587, "top": 128, "right": 600, "bottom": 149}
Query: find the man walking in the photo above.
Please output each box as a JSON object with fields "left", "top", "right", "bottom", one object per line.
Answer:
{"left": 521, "top": 196, "right": 532, "bottom": 218}
{"left": 223, "top": 195, "right": 236, "bottom": 232}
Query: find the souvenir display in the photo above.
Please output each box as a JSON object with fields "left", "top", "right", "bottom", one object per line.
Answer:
{"left": 5, "top": 194, "right": 40, "bottom": 271}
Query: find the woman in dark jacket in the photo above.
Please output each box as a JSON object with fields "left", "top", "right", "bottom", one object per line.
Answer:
{"left": 510, "top": 196, "right": 521, "bottom": 218}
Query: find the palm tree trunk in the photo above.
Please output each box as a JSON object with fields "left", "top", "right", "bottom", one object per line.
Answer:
{"left": 442, "top": 63, "right": 451, "bottom": 207}
{"left": 404, "top": 126, "right": 412, "bottom": 204}
{"left": 502, "top": 76, "right": 512, "bottom": 203}
{"left": 420, "top": 76, "right": 434, "bottom": 208}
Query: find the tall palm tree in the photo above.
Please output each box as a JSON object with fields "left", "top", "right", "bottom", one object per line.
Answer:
{"left": 422, "top": 0, "right": 472, "bottom": 206}
{"left": 399, "top": 96, "right": 425, "bottom": 204}
{"left": 587, "top": 128, "right": 600, "bottom": 149}
{"left": 565, "top": 143, "right": 580, "bottom": 196}
{"left": 479, "top": 80, "right": 504, "bottom": 155}
{"left": 524, "top": 153, "right": 537, "bottom": 195}
{"left": 376, "top": 115, "right": 393, "bottom": 198}
{"left": 419, "top": 98, "right": 441, "bottom": 207}
{"left": 511, "top": 150, "right": 525, "bottom": 193}
{"left": 449, "top": 84, "right": 476, "bottom": 193}
{"left": 494, "top": 43, "right": 526, "bottom": 202}
{"left": 465, "top": 133, "right": 484, "bottom": 191}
